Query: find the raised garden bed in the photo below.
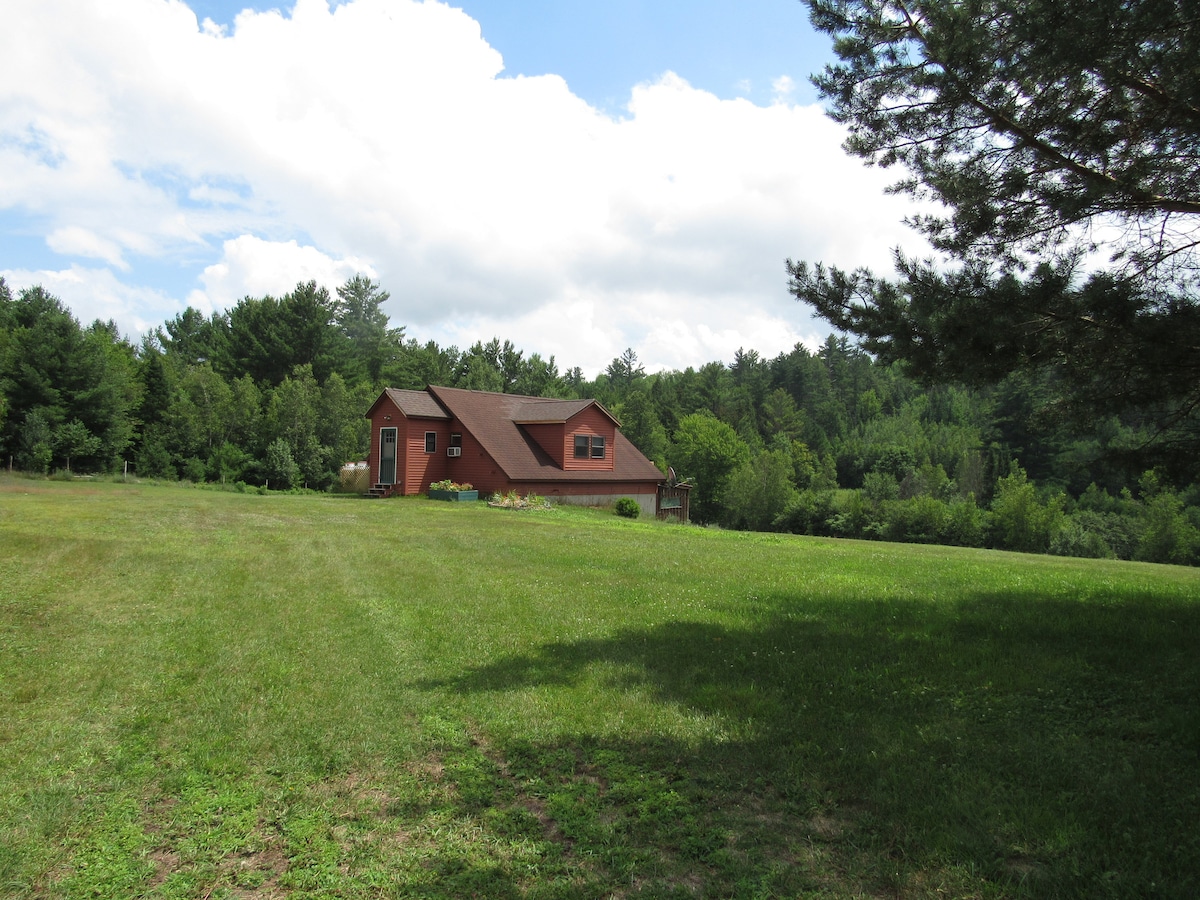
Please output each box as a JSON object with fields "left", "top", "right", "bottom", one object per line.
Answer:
{"left": 427, "top": 480, "right": 478, "bottom": 502}
{"left": 428, "top": 489, "right": 479, "bottom": 502}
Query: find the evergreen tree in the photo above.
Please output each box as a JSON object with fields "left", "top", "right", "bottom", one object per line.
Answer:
{"left": 0, "top": 286, "right": 138, "bottom": 471}
{"left": 605, "top": 348, "right": 646, "bottom": 392}
{"left": 512, "top": 353, "right": 564, "bottom": 398}
{"left": 456, "top": 344, "right": 505, "bottom": 393}
{"left": 790, "top": 0, "right": 1200, "bottom": 472}
{"left": 136, "top": 350, "right": 171, "bottom": 429}
{"left": 158, "top": 307, "right": 228, "bottom": 371}
{"left": 618, "top": 386, "right": 669, "bottom": 470}
{"left": 72, "top": 320, "right": 139, "bottom": 469}
{"left": 334, "top": 275, "right": 404, "bottom": 385}
{"left": 221, "top": 282, "right": 340, "bottom": 386}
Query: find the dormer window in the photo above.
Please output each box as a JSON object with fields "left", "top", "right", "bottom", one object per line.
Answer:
{"left": 575, "top": 434, "right": 605, "bottom": 459}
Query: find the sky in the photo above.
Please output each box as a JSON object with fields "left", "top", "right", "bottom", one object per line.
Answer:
{"left": 1, "top": 0, "right": 925, "bottom": 376}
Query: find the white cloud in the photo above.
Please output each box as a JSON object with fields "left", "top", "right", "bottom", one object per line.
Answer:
{"left": 46, "top": 226, "right": 130, "bottom": 270}
{"left": 771, "top": 75, "right": 797, "bottom": 102}
{"left": 1, "top": 265, "right": 183, "bottom": 337}
{"left": 0, "top": 0, "right": 924, "bottom": 376}
{"left": 187, "top": 235, "right": 375, "bottom": 313}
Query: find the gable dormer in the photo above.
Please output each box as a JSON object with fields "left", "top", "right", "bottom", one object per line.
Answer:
{"left": 513, "top": 399, "right": 618, "bottom": 471}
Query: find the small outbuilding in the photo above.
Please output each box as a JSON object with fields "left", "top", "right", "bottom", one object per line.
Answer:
{"left": 364, "top": 385, "right": 671, "bottom": 517}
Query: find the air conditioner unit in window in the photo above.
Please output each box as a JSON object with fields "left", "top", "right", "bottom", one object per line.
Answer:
{"left": 447, "top": 447, "right": 462, "bottom": 457}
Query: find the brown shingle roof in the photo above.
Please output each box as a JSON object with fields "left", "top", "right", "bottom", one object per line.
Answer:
{"left": 426, "top": 385, "right": 663, "bottom": 484}
{"left": 512, "top": 398, "right": 600, "bottom": 424}
{"left": 382, "top": 388, "right": 450, "bottom": 419}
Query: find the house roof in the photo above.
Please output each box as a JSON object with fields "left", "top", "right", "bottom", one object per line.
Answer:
{"left": 511, "top": 398, "right": 613, "bottom": 425}
{"left": 426, "top": 385, "right": 663, "bottom": 484}
{"left": 368, "top": 388, "right": 451, "bottom": 420}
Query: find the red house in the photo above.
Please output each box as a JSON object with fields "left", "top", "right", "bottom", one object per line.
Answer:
{"left": 364, "top": 385, "right": 667, "bottom": 515}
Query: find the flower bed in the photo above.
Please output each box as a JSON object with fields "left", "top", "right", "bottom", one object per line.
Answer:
{"left": 427, "top": 480, "right": 478, "bottom": 502}
{"left": 487, "top": 490, "right": 551, "bottom": 511}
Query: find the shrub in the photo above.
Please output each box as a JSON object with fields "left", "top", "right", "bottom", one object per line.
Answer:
{"left": 876, "top": 496, "right": 948, "bottom": 544}
{"left": 1062, "top": 509, "right": 1142, "bottom": 559}
{"left": 181, "top": 456, "right": 207, "bottom": 484}
{"left": 830, "top": 489, "right": 875, "bottom": 538}
{"left": 721, "top": 449, "right": 797, "bottom": 531}
{"left": 136, "top": 429, "right": 175, "bottom": 480}
{"left": 989, "top": 464, "right": 1064, "bottom": 553}
{"left": 614, "top": 497, "right": 641, "bottom": 519}
{"left": 941, "top": 498, "right": 987, "bottom": 547}
{"left": 1051, "top": 516, "right": 1117, "bottom": 559}
{"left": 1137, "top": 491, "right": 1200, "bottom": 565}
{"left": 208, "top": 442, "right": 250, "bottom": 484}
{"left": 774, "top": 490, "right": 838, "bottom": 536}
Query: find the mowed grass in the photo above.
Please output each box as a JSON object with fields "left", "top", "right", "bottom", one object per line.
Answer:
{"left": 1, "top": 478, "right": 1197, "bottom": 899}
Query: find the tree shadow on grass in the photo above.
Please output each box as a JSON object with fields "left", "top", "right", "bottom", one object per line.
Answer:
{"left": 415, "top": 589, "right": 1200, "bottom": 898}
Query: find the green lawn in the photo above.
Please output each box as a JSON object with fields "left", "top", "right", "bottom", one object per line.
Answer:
{"left": 1, "top": 477, "right": 1197, "bottom": 898}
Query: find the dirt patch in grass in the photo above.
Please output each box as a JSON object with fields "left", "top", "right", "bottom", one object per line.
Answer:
{"left": 219, "top": 841, "right": 290, "bottom": 897}
{"left": 146, "top": 848, "right": 180, "bottom": 888}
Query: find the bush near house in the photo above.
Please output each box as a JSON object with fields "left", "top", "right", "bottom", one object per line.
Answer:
{"left": 613, "top": 497, "right": 640, "bottom": 518}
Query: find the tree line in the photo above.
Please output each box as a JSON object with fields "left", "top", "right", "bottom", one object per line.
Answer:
{"left": 2, "top": 271, "right": 1197, "bottom": 565}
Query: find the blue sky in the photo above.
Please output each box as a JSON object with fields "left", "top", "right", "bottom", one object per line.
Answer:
{"left": 192, "top": 0, "right": 834, "bottom": 108}
{"left": 1, "top": 0, "right": 919, "bottom": 374}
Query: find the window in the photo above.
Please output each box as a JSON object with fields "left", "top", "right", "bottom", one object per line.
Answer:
{"left": 574, "top": 433, "right": 606, "bottom": 460}
{"left": 450, "top": 432, "right": 462, "bottom": 448}
{"left": 424, "top": 432, "right": 436, "bottom": 453}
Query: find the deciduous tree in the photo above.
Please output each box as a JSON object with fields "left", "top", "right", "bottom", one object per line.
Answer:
{"left": 671, "top": 412, "right": 751, "bottom": 524}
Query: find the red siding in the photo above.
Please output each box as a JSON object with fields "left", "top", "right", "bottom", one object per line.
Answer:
{"left": 380, "top": 419, "right": 509, "bottom": 496}
{"left": 523, "top": 423, "right": 566, "bottom": 466}
{"left": 563, "top": 407, "right": 615, "bottom": 472}
{"left": 444, "top": 428, "right": 507, "bottom": 495}
{"left": 365, "top": 395, "right": 457, "bottom": 494}
{"left": 402, "top": 422, "right": 451, "bottom": 493}
{"left": 366, "top": 395, "right": 401, "bottom": 486}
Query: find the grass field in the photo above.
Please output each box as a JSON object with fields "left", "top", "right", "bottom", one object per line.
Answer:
{"left": 1, "top": 477, "right": 1198, "bottom": 899}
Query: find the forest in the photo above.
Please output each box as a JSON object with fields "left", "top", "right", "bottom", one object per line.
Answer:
{"left": 2, "top": 274, "right": 1198, "bottom": 566}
